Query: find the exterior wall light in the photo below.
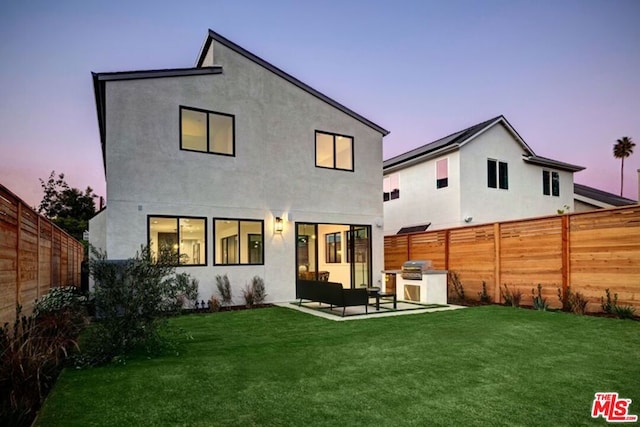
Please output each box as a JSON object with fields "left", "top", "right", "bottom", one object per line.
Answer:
{"left": 274, "top": 217, "right": 284, "bottom": 233}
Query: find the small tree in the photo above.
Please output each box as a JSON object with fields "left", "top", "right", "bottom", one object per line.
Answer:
{"left": 38, "top": 171, "right": 99, "bottom": 242}
{"left": 86, "top": 245, "right": 198, "bottom": 364}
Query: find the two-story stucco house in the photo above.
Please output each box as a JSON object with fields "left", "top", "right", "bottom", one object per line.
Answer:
{"left": 382, "top": 116, "right": 584, "bottom": 234}
{"left": 89, "top": 29, "right": 389, "bottom": 302}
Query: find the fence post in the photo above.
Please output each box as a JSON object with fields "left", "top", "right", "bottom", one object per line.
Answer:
{"left": 561, "top": 214, "right": 570, "bottom": 303}
{"left": 16, "top": 201, "right": 22, "bottom": 307}
{"left": 494, "top": 222, "right": 501, "bottom": 303}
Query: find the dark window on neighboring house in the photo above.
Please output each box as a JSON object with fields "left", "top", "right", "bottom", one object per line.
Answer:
{"left": 436, "top": 158, "right": 449, "bottom": 189}
{"left": 488, "top": 159, "right": 508, "bottom": 189}
{"left": 180, "top": 106, "right": 235, "bottom": 156}
{"left": 315, "top": 131, "right": 354, "bottom": 171}
{"left": 325, "top": 232, "right": 341, "bottom": 263}
{"left": 543, "top": 170, "right": 560, "bottom": 196}
{"left": 383, "top": 174, "right": 399, "bottom": 201}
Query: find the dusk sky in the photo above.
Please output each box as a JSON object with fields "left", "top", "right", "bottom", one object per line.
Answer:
{"left": 1, "top": 0, "right": 639, "bottom": 209}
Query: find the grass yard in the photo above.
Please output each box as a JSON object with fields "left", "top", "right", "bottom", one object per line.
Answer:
{"left": 36, "top": 305, "right": 639, "bottom": 426}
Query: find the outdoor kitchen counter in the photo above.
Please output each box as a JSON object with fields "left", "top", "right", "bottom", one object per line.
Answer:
{"left": 381, "top": 269, "right": 449, "bottom": 305}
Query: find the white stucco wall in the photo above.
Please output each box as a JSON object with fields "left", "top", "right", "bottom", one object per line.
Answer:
{"left": 459, "top": 125, "right": 574, "bottom": 226}
{"left": 383, "top": 123, "right": 576, "bottom": 233}
{"left": 383, "top": 151, "right": 461, "bottom": 234}
{"left": 94, "top": 40, "right": 385, "bottom": 303}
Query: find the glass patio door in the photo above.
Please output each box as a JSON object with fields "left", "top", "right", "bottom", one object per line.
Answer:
{"left": 295, "top": 223, "right": 371, "bottom": 289}
{"left": 348, "top": 226, "right": 371, "bottom": 288}
{"left": 296, "top": 224, "right": 317, "bottom": 280}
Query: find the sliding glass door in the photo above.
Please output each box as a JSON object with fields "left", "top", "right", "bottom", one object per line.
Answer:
{"left": 296, "top": 223, "right": 371, "bottom": 288}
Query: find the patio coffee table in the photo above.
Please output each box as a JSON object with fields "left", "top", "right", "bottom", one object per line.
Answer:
{"left": 366, "top": 288, "right": 397, "bottom": 310}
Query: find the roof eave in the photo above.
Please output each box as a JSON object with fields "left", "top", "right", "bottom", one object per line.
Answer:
{"left": 200, "top": 29, "right": 389, "bottom": 136}
{"left": 523, "top": 156, "right": 585, "bottom": 172}
{"left": 92, "top": 67, "right": 223, "bottom": 176}
{"left": 384, "top": 144, "right": 460, "bottom": 172}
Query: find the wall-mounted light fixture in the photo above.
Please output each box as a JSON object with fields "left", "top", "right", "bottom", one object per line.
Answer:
{"left": 274, "top": 217, "right": 284, "bottom": 233}
{"left": 464, "top": 216, "right": 473, "bottom": 223}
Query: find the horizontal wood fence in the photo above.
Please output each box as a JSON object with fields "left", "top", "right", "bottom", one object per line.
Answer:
{"left": 1, "top": 184, "right": 84, "bottom": 325}
{"left": 385, "top": 205, "right": 640, "bottom": 312}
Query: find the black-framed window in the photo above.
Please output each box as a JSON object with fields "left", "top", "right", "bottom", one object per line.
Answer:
{"left": 383, "top": 174, "right": 400, "bottom": 201}
{"left": 180, "top": 106, "right": 235, "bottom": 156}
{"left": 543, "top": 170, "right": 560, "bottom": 196}
{"left": 214, "top": 219, "right": 264, "bottom": 265}
{"left": 148, "top": 216, "right": 207, "bottom": 265}
{"left": 325, "top": 232, "right": 341, "bottom": 263}
{"left": 436, "top": 158, "right": 449, "bottom": 189}
{"left": 315, "top": 130, "right": 354, "bottom": 171}
{"left": 488, "top": 159, "right": 508, "bottom": 189}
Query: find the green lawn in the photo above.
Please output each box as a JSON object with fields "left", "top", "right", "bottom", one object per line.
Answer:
{"left": 37, "top": 306, "right": 639, "bottom": 426}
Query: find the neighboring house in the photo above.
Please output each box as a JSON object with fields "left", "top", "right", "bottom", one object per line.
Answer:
{"left": 89, "top": 29, "right": 389, "bottom": 302}
{"left": 574, "top": 183, "right": 637, "bottom": 212}
{"left": 383, "top": 116, "right": 584, "bottom": 234}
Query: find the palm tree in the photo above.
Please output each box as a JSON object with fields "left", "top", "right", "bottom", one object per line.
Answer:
{"left": 613, "top": 136, "right": 635, "bottom": 197}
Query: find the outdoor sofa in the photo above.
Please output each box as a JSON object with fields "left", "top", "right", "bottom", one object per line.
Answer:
{"left": 296, "top": 279, "right": 369, "bottom": 316}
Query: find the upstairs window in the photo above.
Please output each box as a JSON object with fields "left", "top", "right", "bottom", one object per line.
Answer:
{"left": 436, "top": 158, "right": 449, "bottom": 189}
{"left": 488, "top": 159, "right": 508, "bottom": 190}
{"left": 543, "top": 170, "right": 560, "bottom": 196}
{"left": 383, "top": 174, "right": 400, "bottom": 201}
{"left": 315, "top": 131, "right": 354, "bottom": 171}
{"left": 180, "top": 106, "right": 234, "bottom": 156}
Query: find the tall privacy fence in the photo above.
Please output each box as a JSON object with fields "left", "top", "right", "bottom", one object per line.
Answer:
{"left": 0, "top": 184, "right": 84, "bottom": 325}
{"left": 385, "top": 205, "right": 640, "bottom": 312}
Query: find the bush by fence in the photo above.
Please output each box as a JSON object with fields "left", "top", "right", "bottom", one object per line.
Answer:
{"left": 1, "top": 184, "right": 83, "bottom": 325}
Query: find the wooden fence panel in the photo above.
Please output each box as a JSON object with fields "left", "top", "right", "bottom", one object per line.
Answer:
{"left": 385, "top": 205, "right": 640, "bottom": 312}
{"left": 570, "top": 207, "right": 640, "bottom": 311}
{"left": 500, "top": 217, "right": 564, "bottom": 308}
{"left": 19, "top": 207, "right": 39, "bottom": 309}
{"left": 384, "top": 234, "right": 408, "bottom": 270}
{"left": 0, "top": 184, "right": 83, "bottom": 324}
{"left": 0, "top": 191, "right": 19, "bottom": 321}
{"left": 448, "top": 225, "right": 496, "bottom": 300}
{"left": 408, "top": 231, "right": 447, "bottom": 269}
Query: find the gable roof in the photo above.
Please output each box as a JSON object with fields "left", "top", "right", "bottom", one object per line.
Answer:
{"left": 197, "top": 29, "right": 389, "bottom": 137}
{"left": 574, "top": 183, "right": 637, "bottom": 207}
{"left": 383, "top": 115, "right": 584, "bottom": 173}
{"left": 92, "top": 30, "right": 389, "bottom": 175}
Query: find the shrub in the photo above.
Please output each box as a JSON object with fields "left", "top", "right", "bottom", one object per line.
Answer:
{"left": 1, "top": 304, "right": 84, "bottom": 426}
{"left": 33, "top": 286, "right": 87, "bottom": 318}
{"left": 613, "top": 305, "right": 636, "bottom": 320}
{"left": 448, "top": 271, "right": 466, "bottom": 303}
{"left": 241, "top": 284, "right": 255, "bottom": 308}
{"left": 601, "top": 288, "right": 636, "bottom": 319}
{"left": 478, "top": 281, "right": 492, "bottom": 304}
{"left": 216, "top": 274, "right": 233, "bottom": 306}
{"left": 251, "top": 276, "right": 267, "bottom": 305}
{"left": 85, "top": 245, "right": 199, "bottom": 365}
{"left": 531, "top": 284, "right": 549, "bottom": 311}
{"left": 240, "top": 277, "right": 267, "bottom": 308}
{"left": 600, "top": 288, "right": 617, "bottom": 314}
{"left": 558, "top": 287, "right": 588, "bottom": 315}
{"left": 501, "top": 284, "right": 522, "bottom": 307}
{"left": 208, "top": 297, "right": 221, "bottom": 313}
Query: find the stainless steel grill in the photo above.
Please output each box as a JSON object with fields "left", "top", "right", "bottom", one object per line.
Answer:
{"left": 401, "top": 260, "right": 433, "bottom": 280}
